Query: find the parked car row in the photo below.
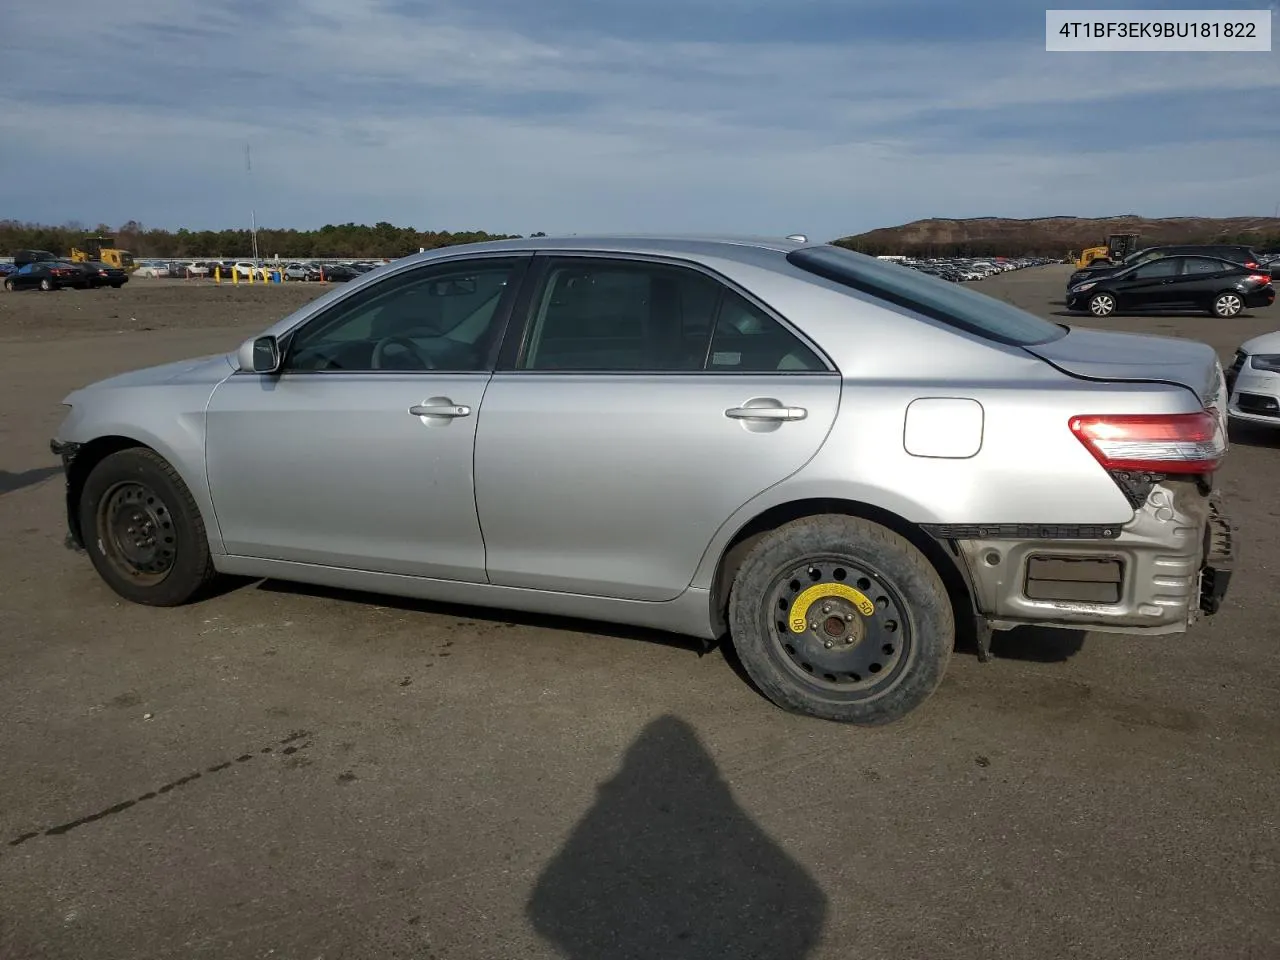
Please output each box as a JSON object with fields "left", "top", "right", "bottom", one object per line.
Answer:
{"left": 130, "top": 259, "right": 391, "bottom": 281}
{"left": 1065, "top": 244, "right": 1276, "bottom": 318}
{"left": 2, "top": 259, "right": 129, "bottom": 291}
{"left": 891, "top": 256, "right": 1058, "bottom": 282}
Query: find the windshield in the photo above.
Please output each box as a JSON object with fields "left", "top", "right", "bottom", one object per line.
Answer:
{"left": 786, "top": 246, "right": 1066, "bottom": 347}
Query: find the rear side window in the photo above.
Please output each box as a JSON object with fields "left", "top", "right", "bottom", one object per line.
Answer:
{"left": 520, "top": 261, "right": 721, "bottom": 371}
{"left": 786, "top": 246, "right": 1065, "bottom": 347}
{"left": 1183, "top": 257, "right": 1229, "bottom": 275}
{"left": 708, "top": 290, "right": 826, "bottom": 372}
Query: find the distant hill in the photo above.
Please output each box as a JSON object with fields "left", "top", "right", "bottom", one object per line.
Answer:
{"left": 834, "top": 216, "right": 1280, "bottom": 257}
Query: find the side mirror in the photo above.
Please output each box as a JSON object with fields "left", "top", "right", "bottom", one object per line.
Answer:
{"left": 237, "top": 335, "right": 282, "bottom": 374}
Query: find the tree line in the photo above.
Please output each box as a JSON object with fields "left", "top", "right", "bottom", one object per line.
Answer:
{"left": 0, "top": 220, "right": 540, "bottom": 260}
{"left": 9, "top": 218, "right": 1279, "bottom": 261}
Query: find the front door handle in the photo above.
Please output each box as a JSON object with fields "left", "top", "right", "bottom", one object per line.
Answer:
{"left": 725, "top": 403, "right": 807, "bottom": 422}
{"left": 409, "top": 402, "right": 471, "bottom": 418}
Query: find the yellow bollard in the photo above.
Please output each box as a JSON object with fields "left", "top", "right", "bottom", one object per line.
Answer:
{"left": 233, "top": 266, "right": 239, "bottom": 286}
{"left": 215, "top": 266, "right": 221, "bottom": 284}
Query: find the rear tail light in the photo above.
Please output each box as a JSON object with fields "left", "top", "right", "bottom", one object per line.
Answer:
{"left": 1069, "top": 412, "right": 1225, "bottom": 474}
{"left": 1245, "top": 261, "right": 1259, "bottom": 269}
{"left": 1246, "top": 273, "right": 1270, "bottom": 285}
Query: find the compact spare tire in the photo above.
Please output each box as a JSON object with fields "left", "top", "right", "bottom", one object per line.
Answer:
{"left": 79, "top": 447, "right": 218, "bottom": 606}
{"left": 728, "top": 514, "right": 954, "bottom": 725}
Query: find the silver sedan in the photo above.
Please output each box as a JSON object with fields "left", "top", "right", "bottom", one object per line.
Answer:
{"left": 51, "top": 235, "right": 1234, "bottom": 724}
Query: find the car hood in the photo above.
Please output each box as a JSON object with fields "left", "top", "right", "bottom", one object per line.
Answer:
{"left": 1240, "top": 330, "right": 1280, "bottom": 355}
{"left": 1025, "top": 326, "right": 1222, "bottom": 402}
{"left": 66, "top": 353, "right": 236, "bottom": 400}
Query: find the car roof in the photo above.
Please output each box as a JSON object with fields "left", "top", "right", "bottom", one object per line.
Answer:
{"left": 1136, "top": 244, "right": 1254, "bottom": 254}
{"left": 398, "top": 234, "right": 812, "bottom": 269}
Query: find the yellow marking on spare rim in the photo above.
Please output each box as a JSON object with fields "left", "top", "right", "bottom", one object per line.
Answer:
{"left": 788, "top": 582, "right": 876, "bottom": 633}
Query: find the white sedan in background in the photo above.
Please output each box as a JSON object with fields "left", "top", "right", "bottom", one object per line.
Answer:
{"left": 133, "top": 261, "right": 170, "bottom": 278}
{"left": 1226, "top": 331, "right": 1280, "bottom": 426}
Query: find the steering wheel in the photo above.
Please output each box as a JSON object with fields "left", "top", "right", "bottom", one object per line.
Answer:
{"left": 371, "top": 336, "right": 434, "bottom": 370}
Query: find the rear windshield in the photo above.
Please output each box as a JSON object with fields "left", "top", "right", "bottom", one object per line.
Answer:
{"left": 786, "top": 246, "right": 1066, "bottom": 346}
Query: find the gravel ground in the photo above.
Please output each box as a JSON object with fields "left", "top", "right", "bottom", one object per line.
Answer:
{"left": 0, "top": 267, "right": 1277, "bottom": 960}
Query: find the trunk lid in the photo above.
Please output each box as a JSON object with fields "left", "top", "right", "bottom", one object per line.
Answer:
{"left": 1025, "top": 327, "right": 1224, "bottom": 407}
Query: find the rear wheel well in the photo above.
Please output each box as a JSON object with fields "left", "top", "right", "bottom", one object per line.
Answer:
{"left": 65, "top": 436, "right": 151, "bottom": 545}
{"left": 710, "top": 498, "right": 977, "bottom": 645}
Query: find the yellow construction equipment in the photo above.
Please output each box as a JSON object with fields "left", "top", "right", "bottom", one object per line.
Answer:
{"left": 69, "top": 236, "right": 137, "bottom": 271}
{"left": 1073, "top": 233, "right": 1140, "bottom": 269}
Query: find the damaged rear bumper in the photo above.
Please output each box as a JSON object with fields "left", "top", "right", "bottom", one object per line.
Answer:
{"left": 935, "top": 481, "right": 1235, "bottom": 636}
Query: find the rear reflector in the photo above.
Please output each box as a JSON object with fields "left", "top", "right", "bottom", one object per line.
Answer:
{"left": 1069, "top": 412, "right": 1225, "bottom": 474}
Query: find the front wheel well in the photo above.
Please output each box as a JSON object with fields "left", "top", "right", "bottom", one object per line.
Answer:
{"left": 709, "top": 498, "right": 977, "bottom": 645}
{"left": 64, "top": 436, "right": 153, "bottom": 546}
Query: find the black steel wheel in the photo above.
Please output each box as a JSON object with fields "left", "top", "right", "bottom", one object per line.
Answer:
{"left": 729, "top": 514, "right": 954, "bottom": 725}
{"left": 95, "top": 480, "right": 179, "bottom": 585}
{"left": 78, "top": 447, "right": 218, "bottom": 606}
{"left": 766, "top": 557, "right": 912, "bottom": 693}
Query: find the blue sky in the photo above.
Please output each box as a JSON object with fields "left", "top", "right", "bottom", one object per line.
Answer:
{"left": 1, "top": 0, "right": 1277, "bottom": 240}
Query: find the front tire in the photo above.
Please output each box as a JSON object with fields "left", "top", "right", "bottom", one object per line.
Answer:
{"left": 728, "top": 515, "right": 954, "bottom": 725}
{"left": 78, "top": 448, "right": 218, "bottom": 606}
{"left": 1212, "top": 292, "right": 1244, "bottom": 318}
{"left": 1089, "top": 292, "right": 1117, "bottom": 317}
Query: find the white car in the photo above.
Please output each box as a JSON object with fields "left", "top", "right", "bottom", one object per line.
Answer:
{"left": 1225, "top": 331, "right": 1280, "bottom": 425}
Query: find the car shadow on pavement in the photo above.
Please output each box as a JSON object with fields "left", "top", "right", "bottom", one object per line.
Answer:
{"left": 1228, "top": 421, "right": 1280, "bottom": 448}
{"left": 526, "top": 714, "right": 827, "bottom": 960}
{"left": 1051, "top": 309, "right": 1255, "bottom": 320}
{"left": 0, "top": 465, "right": 62, "bottom": 496}
{"left": 253, "top": 579, "right": 707, "bottom": 654}
{"left": 987, "top": 625, "right": 1087, "bottom": 662}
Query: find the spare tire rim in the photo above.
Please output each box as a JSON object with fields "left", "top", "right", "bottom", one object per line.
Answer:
{"left": 765, "top": 556, "right": 912, "bottom": 696}
{"left": 96, "top": 481, "right": 177, "bottom": 584}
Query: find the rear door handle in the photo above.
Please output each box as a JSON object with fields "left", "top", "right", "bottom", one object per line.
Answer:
{"left": 409, "top": 402, "right": 471, "bottom": 418}
{"left": 725, "top": 404, "right": 807, "bottom": 422}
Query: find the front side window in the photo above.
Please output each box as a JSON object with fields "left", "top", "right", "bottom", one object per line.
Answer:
{"left": 517, "top": 258, "right": 827, "bottom": 373}
{"left": 1131, "top": 258, "right": 1181, "bottom": 280}
{"left": 283, "top": 257, "right": 522, "bottom": 372}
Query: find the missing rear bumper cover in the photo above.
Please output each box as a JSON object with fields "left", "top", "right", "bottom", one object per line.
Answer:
{"left": 1024, "top": 556, "right": 1123, "bottom": 604}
